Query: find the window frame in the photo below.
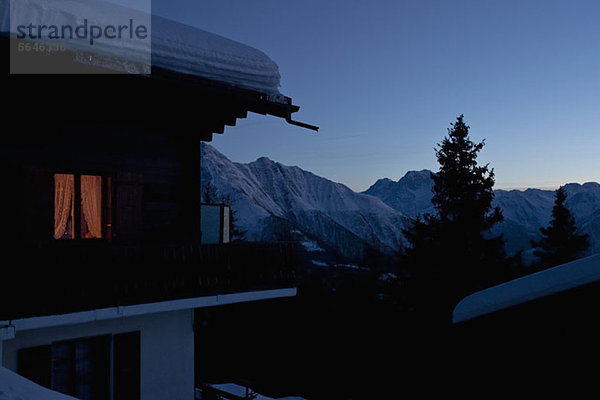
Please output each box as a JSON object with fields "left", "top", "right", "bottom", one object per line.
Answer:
{"left": 53, "top": 171, "right": 113, "bottom": 241}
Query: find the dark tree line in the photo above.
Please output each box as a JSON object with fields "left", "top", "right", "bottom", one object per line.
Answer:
{"left": 531, "top": 186, "right": 589, "bottom": 269}
{"left": 399, "top": 115, "right": 589, "bottom": 324}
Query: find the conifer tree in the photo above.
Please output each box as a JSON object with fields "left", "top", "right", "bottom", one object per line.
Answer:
{"left": 430, "top": 115, "right": 505, "bottom": 273}
{"left": 222, "top": 193, "right": 247, "bottom": 242}
{"left": 531, "top": 186, "right": 589, "bottom": 268}
{"left": 401, "top": 115, "right": 506, "bottom": 318}
{"left": 202, "top": 182, "right": 218, "bottom": 204}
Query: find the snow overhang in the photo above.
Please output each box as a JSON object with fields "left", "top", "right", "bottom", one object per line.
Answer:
{"left": 452, "top": 253, "right": 600, "bottom": 324}
{"left": 2, "top": 0, "right": 280, "bottom": 93}
{"left": 1, "top": 0, "right": 318, "bottom": 132}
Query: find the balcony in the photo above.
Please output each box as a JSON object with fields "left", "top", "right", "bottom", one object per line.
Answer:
{"left": 2, "top": 241, "right": 296, "bottom": 321}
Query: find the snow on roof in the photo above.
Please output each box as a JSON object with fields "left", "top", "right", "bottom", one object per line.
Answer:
{"left": 452, "top": 253, "right": 600, "bottom": 324}
{"left": 0, "top": 367, "right": 78, "bottom": 400}
{"left": 1, "top": 0, "right": 282, "bottom": 95}
{"left": 0, "top": 288, "right": 296, "bottom": 332}
{"left": 151, "top": 15, "right": 281, "bottom": 95}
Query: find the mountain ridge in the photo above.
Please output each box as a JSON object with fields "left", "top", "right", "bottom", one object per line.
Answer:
{"left": 201, "top": 143, "right": 410, "bottom": 262}
{"left": 364, "top": 170, "right": 600, "bottom": 258}
{"left": 202, "top": 143, "right": 599, "bottom": 264}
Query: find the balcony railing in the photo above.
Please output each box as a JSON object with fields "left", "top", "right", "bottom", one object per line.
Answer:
{"left": 2, "top": 241, "right": 296, "bottom": 321}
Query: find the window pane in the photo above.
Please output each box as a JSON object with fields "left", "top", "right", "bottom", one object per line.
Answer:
{"left": 51, "top": 341, "right": 74, "bottom": 395}
{"left": 81, "top": 175, "right": 102, "bottom": 239}
{"left": 51, "top": 336, "right": 110, "bottom": 400}
{"left": 18, "top": 345, "right": 52, "bottom": 389}
{"left": 113, "top": 331, "right": 141, "bottom": 400}
{"left": 75, "top": 341, "right": 92, "bottom": 400}
{"left": 54, "top": 174, "right": 74, "bottom": 239}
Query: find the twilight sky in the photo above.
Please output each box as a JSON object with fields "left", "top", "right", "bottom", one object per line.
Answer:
{"left": 153, "top": 0, "right": 599, "bottom": 192}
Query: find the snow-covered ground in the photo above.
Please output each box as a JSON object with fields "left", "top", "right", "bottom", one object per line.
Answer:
{"left": 310, "top": 260, "right": 367, "bottom": 271}
{"left": 205, "top": 383, "right": 306, "bottom": 400}
{"left": 0, "top": 367, "right": 78, "bottom": 400}
{"left": 301, "top": 240, "right": 325, "bottom": 252}
{"left": 0, "top": 368, "right": 308, "bottom": 400}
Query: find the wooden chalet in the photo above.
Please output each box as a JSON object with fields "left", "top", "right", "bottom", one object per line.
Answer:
{"left": 0, "top": 3, "right": 317, "bottom": 399}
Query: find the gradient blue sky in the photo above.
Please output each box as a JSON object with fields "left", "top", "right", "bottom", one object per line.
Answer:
{"left": 153, "top": 0, "right": 599, "bottom": 192}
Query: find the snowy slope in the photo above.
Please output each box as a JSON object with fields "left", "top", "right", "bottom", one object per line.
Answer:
{"left": 364, "top": 170, "right": 435, "bottom": 218}
{"left": 0, "top": 367, "right": 78, "bottom": 400}
{"left": 201, "top": 144, "right": 410, "bottom": 261}
{"left": 364, "top": 171, "right": 600, "bottom": 257}
{"left": 490, "top": 183, "right": 599, "bottom": 256}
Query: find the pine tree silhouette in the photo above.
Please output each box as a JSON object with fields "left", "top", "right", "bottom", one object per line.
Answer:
{"left": 222, "top": 193, "right": 247, "bottom": 242}
{"left": 401, "top": 115, "right": 506, "bottom": 321}
{"left": 531, "top": 186, "right": 589, "bottom": 268}
{"left": 431, "top": 115, "right": 505, "bottom": 277}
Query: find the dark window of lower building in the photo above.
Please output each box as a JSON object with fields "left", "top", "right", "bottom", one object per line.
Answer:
{"left": 17, "top": 344, "right": 52, "bottom": 389}
{"left": 51, "top": 335, "right": 110, "bottom": 400}
{"left": 17, "top": 331, "right": 139, "bottom": 400}
{"left": 113, "top": 331, "right": 141, "bottom": 400}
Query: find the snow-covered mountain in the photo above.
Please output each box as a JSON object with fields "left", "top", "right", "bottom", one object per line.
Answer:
{"left": 364, "top": 170, "right": 435, "bottom": 218}
{"left": 364, "top": 171, "right": 600, "bottom": 259}
{"left": 202, "top": 144, "right": 599, "bottom": 264}
{"left": 201, "top": 144, "right": 410, "bottom": 261}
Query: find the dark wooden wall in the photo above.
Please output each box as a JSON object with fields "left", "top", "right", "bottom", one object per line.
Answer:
{"left": 2, "top": 35, "right": 296, "bottom": 247}
{"left": 2, "top": 124, "right": 202, "bottom": 245}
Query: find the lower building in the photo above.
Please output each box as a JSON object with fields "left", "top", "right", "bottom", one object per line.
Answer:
{"left": 1, "top": 286, "right": 296, "bottom": 400}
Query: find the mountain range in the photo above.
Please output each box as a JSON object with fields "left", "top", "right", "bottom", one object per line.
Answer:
{"left": 365, "top": 171, "right": 600, "bottom": 260}
{"left": 201, "top": 143, "right": 599, "bottom": 265}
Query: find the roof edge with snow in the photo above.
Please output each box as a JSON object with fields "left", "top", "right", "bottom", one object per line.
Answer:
{"left": 452, "top": 253, "right": 600, "bottom": 324}
{"left": 1, "top": 0, "right": 282, "bottom": 95}
{"left": 1, "top": 288, "right": 296, "bottom": 333}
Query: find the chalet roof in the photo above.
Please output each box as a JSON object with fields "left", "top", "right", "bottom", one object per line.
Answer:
{"left": 1, "top": 0, "right": 318, "bottom": 132}
{"left": 452, "top": 253, "right": 600, "bottom": 324}
{"left": 2, "top": 0, "right": 280, "bottom": 94}
{"left": 151, "top": 14, "right": 282, "bottom": 97}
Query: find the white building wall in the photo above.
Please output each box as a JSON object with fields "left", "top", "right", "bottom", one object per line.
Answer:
{"left": 2, "top": 309, "right": 195, "bottom": 400}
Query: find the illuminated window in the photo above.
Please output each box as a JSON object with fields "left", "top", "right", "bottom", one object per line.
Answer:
{"left": 80, "top": 175, "right": 103, "bottom": 239}
{"left": 54, "top": 174, "right": 75, "bottom": 239}
{"left": 54, "top": 174, "right": 103, "bottom": 239}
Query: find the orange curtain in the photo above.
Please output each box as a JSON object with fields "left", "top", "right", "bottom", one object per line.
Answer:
{"left": 54, "top": 174, "right": 74, "bottom": 239}
{"left": 81, "top": 175, "right": 102, "bottom": 239}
